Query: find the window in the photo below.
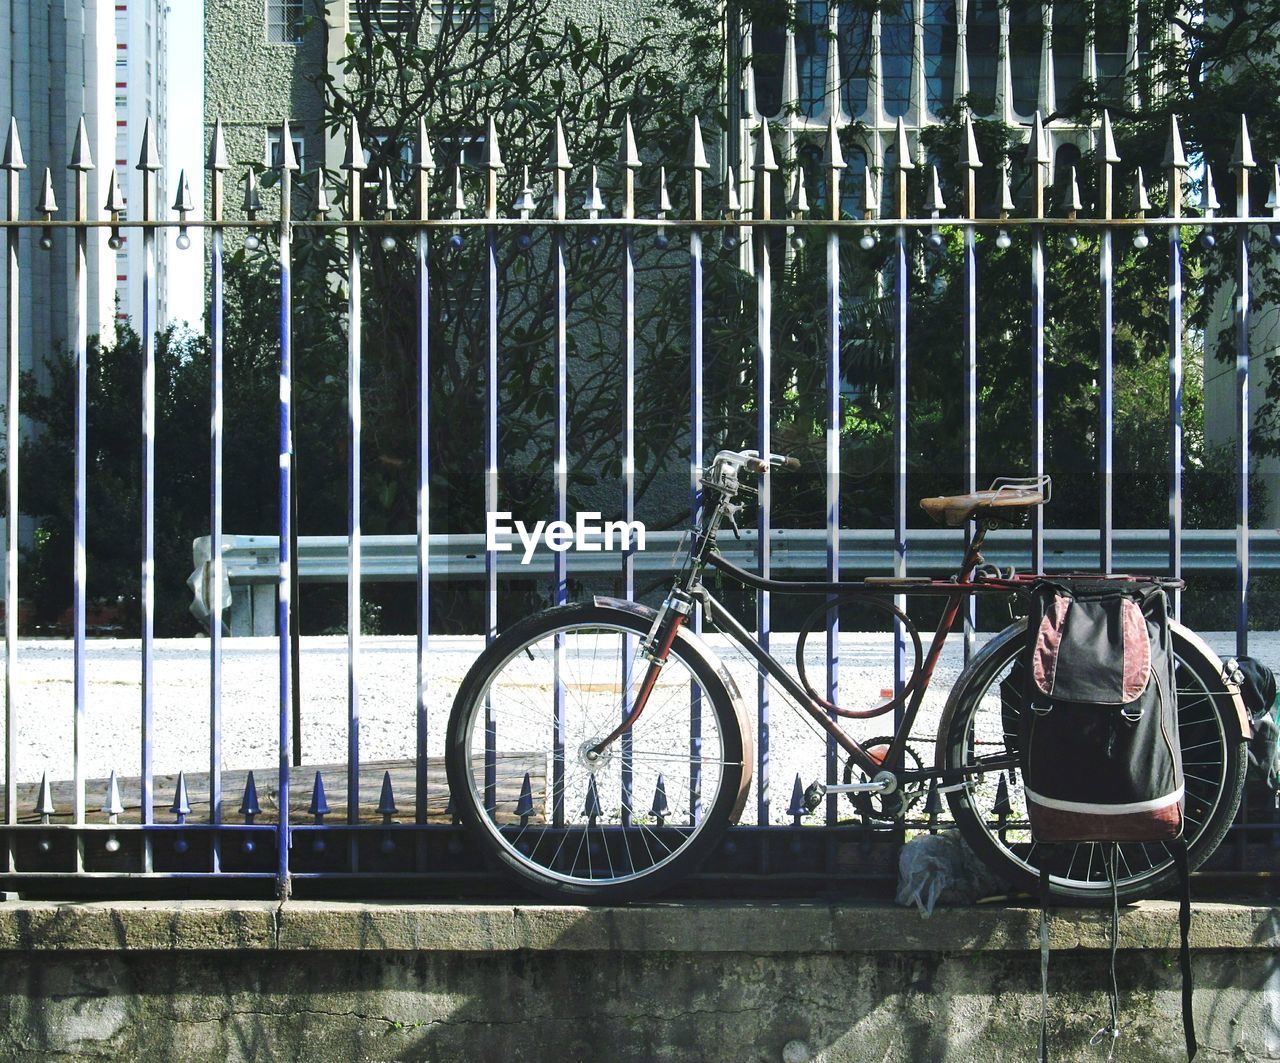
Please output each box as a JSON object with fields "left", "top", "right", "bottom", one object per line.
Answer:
{"left": 266, "top": 0, "right": 304, "bottom": 44}
{"left": 430, "top": 0, "right": 493, "bottom": 34}
{"left": 266, "top": 130, "right": 306, "bottom": 172}
{"left": 838, "top": 5, "right": 871, "bottom": 118}
{"left": 796, "top": 0, "right": 827, "bottom": 119}
{"left": 1053, "top": 0, "right": 1086, "bottom": 109}
{"left": 881, "top": 3, "right": 913, "bottom": 118}
{"left": 349, "top": 0, "right": 415, "bottom": 35}
{"left": 923, "top": 0, "right": 957, "bottom": 117}
{"left": 966, "top": 0, "right": 999, "bottom": 116}
{"left": 1009, "top": 3, "right": 1042, "bottom": 116}
{"left": 1095, "top": 3, "right": 1129, "bottom": 106}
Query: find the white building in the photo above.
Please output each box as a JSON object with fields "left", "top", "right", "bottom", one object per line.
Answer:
{"left": 0, "top": 0, "right": 187, "bottom": 374}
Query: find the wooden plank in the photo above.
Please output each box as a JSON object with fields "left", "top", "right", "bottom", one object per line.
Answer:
{"left": 2, "top": 752, "right": 545, "bottom": 826}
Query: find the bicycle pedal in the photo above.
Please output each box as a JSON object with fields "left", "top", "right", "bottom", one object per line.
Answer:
{"left": 802, "top": 781, "right": 826, "bottom": 814}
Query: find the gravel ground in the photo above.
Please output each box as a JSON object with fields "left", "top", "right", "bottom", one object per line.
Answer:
{"left": 4, "top": 628, "right": 1273, "bottom": 825}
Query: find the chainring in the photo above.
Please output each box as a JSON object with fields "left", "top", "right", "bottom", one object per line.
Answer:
{"left": 842, "top": 738, "right": 926, "bottom": 823}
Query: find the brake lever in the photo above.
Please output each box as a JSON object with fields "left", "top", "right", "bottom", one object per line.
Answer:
{"left": 725, "top": 501, "right": 743, "bottom": 540}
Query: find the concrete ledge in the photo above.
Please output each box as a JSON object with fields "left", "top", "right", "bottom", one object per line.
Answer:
{"left": 0, "top": 898, "right": 1275, "bottom": 954}
{"left": 1, "top": 900, "right": 1277, "bottom": 1060}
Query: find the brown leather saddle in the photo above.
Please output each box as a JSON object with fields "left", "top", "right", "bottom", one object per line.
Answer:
{"left": 919, "top": 477, "right": 1050, "bottom": 528}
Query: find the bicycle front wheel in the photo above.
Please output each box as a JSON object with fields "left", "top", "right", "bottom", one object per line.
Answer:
{"left": 445, "top": 601, "right": 748, "bottom": 902}
{"left": 938, "top": 620, "right": 1247, "bottom": 903}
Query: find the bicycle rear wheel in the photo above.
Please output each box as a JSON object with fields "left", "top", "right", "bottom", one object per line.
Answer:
{"left": 938, "top": 621, "right": 1247, "bottom": 902}
{"left": 445, "top": 601, "right": 748, "bottom": 903}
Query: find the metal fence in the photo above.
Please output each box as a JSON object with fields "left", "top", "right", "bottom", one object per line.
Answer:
{"left": 0, "top": 108, "right": 1276, "bottom": 897}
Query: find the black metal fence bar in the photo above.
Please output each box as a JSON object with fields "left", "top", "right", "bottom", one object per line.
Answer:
{"left": 3, "top": 121, "right": 20, "bottom": 863}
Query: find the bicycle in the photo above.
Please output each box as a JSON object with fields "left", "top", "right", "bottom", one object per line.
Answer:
{"left": 445, "top": 448, "right": 1250, "bottom": 903}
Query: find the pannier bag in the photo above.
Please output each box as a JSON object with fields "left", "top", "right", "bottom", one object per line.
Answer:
{"left": 1022, "top": 580, "right": 1182, "bottom": 843}
{"left": 1022, "top": 580, "right": 1196, "bottom": 1062}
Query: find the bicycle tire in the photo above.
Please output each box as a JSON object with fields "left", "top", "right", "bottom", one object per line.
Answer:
{"left": 445, "top": 600, "right": 749, "bottom": 903}
{"left": 937, "top": 620, "right": 1247, "bottom": 902}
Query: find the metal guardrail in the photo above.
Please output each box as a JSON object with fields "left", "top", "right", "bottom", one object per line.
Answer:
{"left": 193, "top": 525, "right": 1280, "bottom": 585}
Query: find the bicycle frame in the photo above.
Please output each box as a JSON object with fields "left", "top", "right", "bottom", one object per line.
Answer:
{"left": 592, "top": 452, "right": 1173, "bottom": 797}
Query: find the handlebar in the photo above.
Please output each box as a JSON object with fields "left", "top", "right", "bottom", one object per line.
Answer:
{"left": 712, "top": 449, "right": 801, "bottom": 475}
{"left": 704, "top": 449, "right": 800, "bottom": 495}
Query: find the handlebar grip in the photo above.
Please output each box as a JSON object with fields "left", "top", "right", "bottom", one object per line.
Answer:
{"left": 744, "top": 457, "right": 768, "bottom": 473}
{"left": 781, "top": 455, "right": 801, "bottom": 470}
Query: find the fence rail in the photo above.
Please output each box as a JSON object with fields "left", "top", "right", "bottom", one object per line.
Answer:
{"left": 0, "top": 107, "right": 1276, "bottom": 896}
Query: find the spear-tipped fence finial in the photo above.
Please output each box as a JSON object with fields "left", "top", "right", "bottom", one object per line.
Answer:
{"left": 2, "top": 117, "right": 26, "bottom": 171}
{"left": 277, "top": 119, "right": 299, "bottom": 171}
{"left": 621, "top": 112, "right": 640, "bottom": 171}
{"left": 1028, "top": 110, "right": 1051, "bottom": 166}
{"left": 239, "top": 771, "right": 262, "bottom": 822}
{"left": 1164, "top": 114, "right": 1187, "bottom": 171}
{"left": 960, "top": 111, "right": 983, "bottom": 170}
{"left": 514, "top": 773, "right": 535, "bottom": 823}
{"left": 822, "top": 114, "right": 846, "bottom": 221}
{"left": 1230, "top": 113, "right": 1256, "bottom": 170}
{"left": 172, "top": 169, "right": 194, "bottom": 215}
{"left": 789, "top": 167, "right": 809, "bottom": 217}
{"left": 753, "top": 122, "right": 778, "bottom": 173}
{"left": 207, "top": 118, "right": 229, "bottom": 172}
{"left": 35, "top": 773, "right": 56, "bottom": 822}
{"left": 1065, "top": 164, "right": 1083, "bottom": 216}
{"left": 136, "top": 115, "right": 160, "bottom": 172}
{"left": 1100, "top": 109, "right": 1120, "bottom": 165}
{"left": 689, "top": 115, "right": 710, "bottom": 172}
{"left": 379, "top": 165, "right": 397, "bottom": 216}
{"left": 689, "top": 116, "right": 709, "bottom": 222}
{"left": 308, "top": 771, "right": 330, "bottom": 821}
{"left": 650, "top": 774, "right": 669, "bottom": 825}
{"left": 36, "top": 168, "right": 58, "bottom": 216}
{"left": 584, "top": 164, "right": 605, "bottom": 215}
{"left": 514, "top": 165, "right": 535, "bottom": 217}
{"left": 314, "top": 169, "right": 331, "bottom": 218}
{"left": 787, "top": 774, "right": 807, "bottom": 823}
{"left": 725, "top": 164, "right": 742, "bottom": 214}
{"left": 1000, "top": 159, "right": 1016, "bottom": 215}
{"left": 482, "top": 115, "right": 503, "bottom": 171}
{"left": 341, "top": 115, "right": 365, "bottom": 172}
{"left": 170, "top": 772, "right": 192, "bottom": 823}
{"left": 69, "top": 115, "right": 94, "bottom": 171}
{"left": 377, "top": 770, "right": 398, "bottom": 821}
{"left": 893, "top": 116, "right": 914, "bottom": 170}
{"left": 926, "top": 165, "right": 945, "bottom": 215}
{"left": 242, "top": 169, "right": 262, "bottom": 214}
{"left": 416, "top": 117, "right": 435, "bottom": 173}
{"left": 102, "top": 770, "right": 124, "bottom": 822}
{"left": 104, "top": 169, "right": 123, "bottom": 215}
{"left": 1132, "top": 166, "right": 1151, "bottom": 214}
{"left": 1198, "top": 162, "right": 1221, "bottom": 247}
{"left": 553, "top": 116, "right": 572, "bottom": 172}
{"left": 657, "top": 166, "right": 672, "bottom": 214}
{"left": 451, "top": 165, "right": 465, "bottom": 216}
{"left": 582, "top": 777, "right": 602, "bottom": 823}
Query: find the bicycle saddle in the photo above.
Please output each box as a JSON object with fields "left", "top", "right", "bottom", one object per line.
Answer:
{"left": 919, "top": 476, "right": 1050, "bottom": 527}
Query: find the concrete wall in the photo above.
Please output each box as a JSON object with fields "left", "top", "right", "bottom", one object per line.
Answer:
{"left": 0, "top": 899, "right": 1275, "bottom": 1061}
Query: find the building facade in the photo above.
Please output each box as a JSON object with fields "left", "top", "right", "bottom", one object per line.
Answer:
{"left": 1, "top": 0, "right": 176, "bottom": 367}
{"left": 205, "top": 0, "right": 1277, "bottom": 522}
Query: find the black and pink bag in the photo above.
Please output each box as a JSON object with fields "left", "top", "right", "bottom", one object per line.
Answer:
{"left": 1022, "top": 580, "right": 1196, "bottom": 1061}
{"left": 1021, "top": 580, "right": 1183, "bottom": 843}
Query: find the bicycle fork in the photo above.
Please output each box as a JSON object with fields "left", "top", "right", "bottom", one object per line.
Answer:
{"left": 587, "top": 589, "right": 693, "bottom": 757}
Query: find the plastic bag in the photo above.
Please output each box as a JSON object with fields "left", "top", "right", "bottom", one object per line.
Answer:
{"left": 895, "top": 830, "right": 1004, "bottom": 916}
